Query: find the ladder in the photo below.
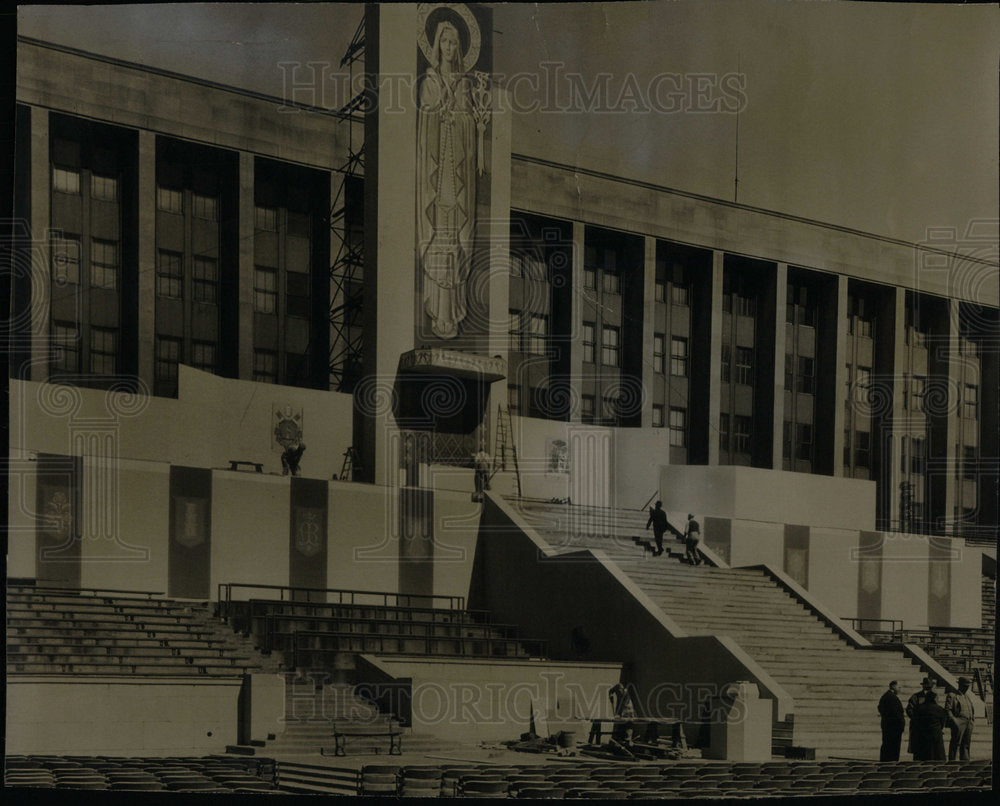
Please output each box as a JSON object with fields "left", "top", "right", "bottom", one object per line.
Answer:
{"left": 340, "top": 447, "right": 360, "bottom": 481}
{"left": 492, "top": 405, "right": 522, "bottom": 497}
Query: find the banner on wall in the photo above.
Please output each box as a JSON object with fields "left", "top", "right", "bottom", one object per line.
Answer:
{"left": 289, "top": 478, "right": 328, "bottom": 595}
{"left": 35, "top": 454, "right": 82, "bottom": 587}
{"left": 168, "top": 466, "right": 212, "bottom": 599}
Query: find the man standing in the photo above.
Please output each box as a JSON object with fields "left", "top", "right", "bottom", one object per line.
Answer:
{"left": 683, "top": 513, "right": 702, "bottom": 565}
{"left": 281, "top": 441, "right": 306, "bottom": 476}
{"left": 906, "top": 677, "right": 935, "bottom": 756}
{"left": 945, "top": 676, "right": 975, "bottom": 761}
{"left": 472, "top": 448, "right": 491, "bottom": 503}
{"left": 646, "top": 501, "right": 668, "bottom": 556}
{"left": 877, "top": 680, "right": 905, "bottom": 761}
{"left": 911, "top": 691, "right": 948, "bottom": 761}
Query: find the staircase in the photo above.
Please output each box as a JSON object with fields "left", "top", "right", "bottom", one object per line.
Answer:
{"left": 508, "top": 499, "right": 964, "bottom": 759}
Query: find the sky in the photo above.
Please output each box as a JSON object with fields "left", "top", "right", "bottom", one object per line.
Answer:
{"left": 17, "top": 1, "right": 1000, "bottom": 248}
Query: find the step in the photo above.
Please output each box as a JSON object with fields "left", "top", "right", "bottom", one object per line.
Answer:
{"left": 7, "top": 662, "right": 253, "bottom": 676}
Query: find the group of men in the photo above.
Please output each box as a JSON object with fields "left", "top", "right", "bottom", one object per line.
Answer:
{"left": 646, "top": 502, "right": 701, "bottom": 565}
{"left": 878, "top": 676, "right": 976, "bottom": 761}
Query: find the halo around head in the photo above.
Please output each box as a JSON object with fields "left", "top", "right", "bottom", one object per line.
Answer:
{"left": 417, "top": 3, "right": 482, "bottom": 73}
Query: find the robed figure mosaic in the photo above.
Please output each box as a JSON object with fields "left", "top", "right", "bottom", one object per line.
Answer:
{"left": 417, "top": 6, "right": 487, "bottom": 339}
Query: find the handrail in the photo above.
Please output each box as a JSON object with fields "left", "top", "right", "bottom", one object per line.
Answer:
{"left": 843, "top": 617, "right": 904, "bottom": 636}
{"left": 218, "top": 582, "right": 465, "bottom": 622}
{"left": 639, "top": 490, "right": 659, "bottom": 512}
{"left": 290, "top": 629, "right": 547, "bottom": 665}
{"left": 13, "top": 584, "right": 165, "bottom": 599}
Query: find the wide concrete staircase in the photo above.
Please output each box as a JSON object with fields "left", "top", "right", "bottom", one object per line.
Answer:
{"left": 6, "top": 583, "right": 282, "bottom": 677}
{"left": 508, "top": 499, "right": 969, "bottom": 760}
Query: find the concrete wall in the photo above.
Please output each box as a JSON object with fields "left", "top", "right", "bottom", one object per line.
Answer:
{"left": 359, "top": 656, "right": 622, "bottom": 742}
{"left": 6, "top": 677, "right": 241, "bottom": 755}
{"left": 659, "top": 464, "right": 876, "bottom": 531}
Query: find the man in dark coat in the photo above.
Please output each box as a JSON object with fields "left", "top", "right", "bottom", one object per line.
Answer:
{"left": 877, "top": 680, "right": 905, "bottom": 761}
{"left": 906, "top": 676, "right": 935, "bottom": 755}
{"left": 911, "top": 691, "right": 948, "bottom": 761}
{"left": 646, "top": 501, "right": 669, "bottom": 556}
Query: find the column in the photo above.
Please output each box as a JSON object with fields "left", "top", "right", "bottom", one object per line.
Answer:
{"left": 942, "top": 298, "right": 961, "bottom": 531}
{"left": 358, "top": 3, "right": 419, "bottom": 485}
{"left": 770, "top": 263, "right": 788, "bottom": 469}
{"left": 640, "top": 236, "right": 656, "bottom": 429}
{"left": 29, "top": 107, "right": 50, "bottom": 381}
{"left": 831, "top": 276, "right": 850, "bottom": 477}
{"left": 237, "top": 152, "right": 255, "bottom": 380}
{"left": 707, "top": 250, "right": 724, "bottom": 465}
{"left": 887, "top": 286, "right": 907, "bottom": 529}
{"left": 136, "top": 130, "right": 156, "bottom": 389}
{"left": 487, "top": 83, "right": 512, "bottom": 442}
{"left": 568, "top": 220, "right": 585, "bottom": 422}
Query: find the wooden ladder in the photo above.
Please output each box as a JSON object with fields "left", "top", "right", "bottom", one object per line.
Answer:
{"left": 492, "top": 405, "right": 521, "bottom": 497}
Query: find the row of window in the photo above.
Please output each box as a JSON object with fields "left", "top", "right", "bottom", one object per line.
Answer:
{"left": 719, "top": 413, "right": 752, "bottom": 454}
{"left": 156, "top": 251, "right": 219, "bottom": 303}
{"left": 51, "top": 235, "right": 118, "bottom": 289}
{"left": 53, "top": 166, "right": 118, "bottom": 201}
{"left": 651, "top": 405, "right": 687, "bottom": 446}
{"left": 155, "top": 186, "right": 219, "bottom": 220}
{"left": 722, "top": 344, "right": 754, "bottom": 385}
{"left": 651, "top": 334, "right": 688, "bottom": 376}
{"left": 782, "top": 420, "right": 814, "bottom": 461}
{"left": 51, "top": 322, "right": 117, "bottom": 374}
{"left": 508, "top": 310, "right": 549, "bottom": 355}
{"left": 784, "top": 353, "right": 815, "bottom": 394}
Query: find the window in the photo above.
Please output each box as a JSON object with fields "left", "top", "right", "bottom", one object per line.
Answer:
{"left": 784, "top": 352, "right": 794, "bottom": 390}
{"left": 843, "top": 429, "right": 851, "bottom": 467}
{"left": 528, "top": 313, "right": 548, "bottom": 355}
{"left": 602, "top": 393, "right": 620, "bottom": 424}
{"left": 722, "top": 291, "right": 732, "bottom": 313}
{"left": 963, "top": 446, "right": 977, "bottom": 480}
{"left": 855, "top": 431, "right": 871, "bottom": 468}
{"left": 602, "top": 270, "right": 621, "bottom": 295}
{"left": 508, "top": 384, "right": 521, "bottom": 416}
{"left": 51, "top": 321, "right": 79, "bottom": 372}
{"left": 654, "top": 279, "right": 666, "bottom": 302}
{"left": 797, "top": 356, "right": 815, "bottom": 394}
{"left": 734, "top": 415, "right": 751, "bottom": 453}
{"left": 156, "top": 337, "right": 181, "bottom": 387}
{"left": 509, "top": 253, "right": 524, "bottom": 278}
{"left": 157, "top": 250, "right": 183, "bottom": 299}
{"left": 910, "top": 376, "right": 925, "bottom": 412}
{"left": 156, "top": 186, "right": 183, "bottom": 213}
{"left": 734, "top": 346, "right": 753, "bottom": 385}
{"left": 652, "top": 404, "right": 664, "bottom": 428}
{"left": 735, "top": 293, "right": 754, "bottom": 317}
{"left": 90, "top": 240, "right": 119, "bottom": 289}
{"left": 192, "top": 256, "right": 218, "bottom": 304}
{"left": 582, "top": 322, "right": 595, "bottom": 363}
{"left": 253, "top": 350, "right": 277, "bottom": 383}
{"left": 795, "top": 423, "right": 813, "bottom": 461}
{"left": 525, "top": 256, "right": 547, "bottom": 283}
{"left": 911, "top": 438, "right": 926, "bottom": 475}
{"left": 191, "top": 193, "right": 218, "bottom": 220}
{"left": 584, "top": 248, "right": 597, "bottom": 291}
{"left": 722, "top": 343, "right": 731, "bottom": 383}
{"left": 581, "top": 395, "right": 595, "bottom": 424}
{"left": 89, "top": 328, "right": 116, "bottom": 375}
{"left": 670, "top": 267, "right": 690, "bottom": 305}
{"left": 669, "top": 408, "right": 686, "bottom": 446}
{"left": 653, "top": 333, "right": 666, "bottom": 374}
{"left": 720, "top": 413, "right": 730, "bottom": 450}
{"left": 670, "top": 337, "right": 688, "bottom": 377}
{"left": 508, "top": 310, "right": 522, "bottom": 353}
{"left": 963, "top": 385, "right": 978, "bottom": 420}
{"left": 783, "top": 420, "right": 793, "bottom": 459}
{"left": 191, "top": 342, "right": 216, "bottom": 373}
{"left": 286, "top": 271, "right": 311, "bottom": 318}
{"left": 255, "top": 205, "right": 278, "bottom": 231}
{"left": 285, "top": 353, "right": 307, "bottom": 385}
{"left": 849, "top": 296, "right": 873, "bottom": 337}
{"left": 601, "top": 326, "right": 620, "bottom": 366}
{"left": 91, "top": 174, "right": 118, "bottom": 202}
{"left": 51, "top": 234, "right": 81, "bottom": 285}
{"left": 854, "top": 366, "right": 871, "bottom": 405}
{"left": 53, "top": 166, "right": 80, "bottom": 195}
{"left": 254, "top": 267, "right": 277, "bottom": 314}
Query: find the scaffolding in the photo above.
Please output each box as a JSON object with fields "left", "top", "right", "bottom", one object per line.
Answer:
{"left": 328, "top": 17, "right": 366, "bottom": 393}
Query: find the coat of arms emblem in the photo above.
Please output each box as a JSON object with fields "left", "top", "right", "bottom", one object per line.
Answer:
{"left": 173, "top": 497, "right": 207, "bottom": 548}
{"left": 929, "top": 563, "right": 949, "bottom": 598}
{"left": 273, "top": 404, "right": 304, "bottom": 450}
{"left": 42, "top": 489, "right": 72, "bottom": 538}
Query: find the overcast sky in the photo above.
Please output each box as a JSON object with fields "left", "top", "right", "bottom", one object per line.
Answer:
{"left": 18, "top": 1, "right": 1000, "bottom": 248}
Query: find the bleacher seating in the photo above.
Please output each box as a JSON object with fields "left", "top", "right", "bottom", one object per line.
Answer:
{"left": 349, "top": 760, "right": 991, "bottom": 798}
{"left": 221, "top": 588, "right": 547, "bottom": 669}
{"left": 4, "top": 755, "right": 278, "bottom": 793}
{"left": 7, "top": 583, "right": 279, "bottom": 677}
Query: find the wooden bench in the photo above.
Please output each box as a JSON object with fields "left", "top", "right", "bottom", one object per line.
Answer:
{"left": 228, "top": 460, "right": 264, "bottom": 473}
{"left": 327, "top": 724, "right": 402, "bottom": 757}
